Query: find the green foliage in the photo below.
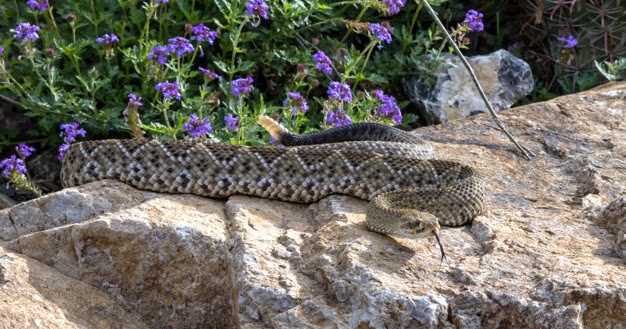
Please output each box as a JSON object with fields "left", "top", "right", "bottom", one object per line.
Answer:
{"left": 595, "top": 58, "right": 626, "bottom": 82}
{"left": 0, "top": 0, "right": 467, "bottom": 153}
{"left": 515, "top": 0, "right": 626, "bottom": 94}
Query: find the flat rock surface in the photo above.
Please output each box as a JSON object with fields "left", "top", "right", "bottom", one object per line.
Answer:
{"left": 1, "top": 82, "right": 626, "bottom": 328}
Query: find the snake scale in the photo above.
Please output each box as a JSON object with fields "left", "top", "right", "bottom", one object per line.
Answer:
{"left": 61, "top": 116, "right": 486, "bottom": 259}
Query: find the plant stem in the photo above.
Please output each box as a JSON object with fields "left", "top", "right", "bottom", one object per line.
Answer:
{"left": 339, "top": 5, "right": 368, "bottom": 45}
{"left": 352, "top": 41, "right": 376, "bottom": 91}
{"left": 420, "top": 0, "right": 535, "bottom": 159}
{"left": 229, "top": 18, "right": 248, "bottom": 80}
{"left": 343, "top": 41, "right": 376, "bottom": 82}
{"left": 0, "top": 94, "right": 23, "bottom": 108}
{"left": 237, "top": 96, "right": 244, "bottom": 143}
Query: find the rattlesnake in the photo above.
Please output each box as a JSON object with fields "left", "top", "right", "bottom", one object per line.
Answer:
{"left": 61, "top": 116, "right": 486, "bottom": 259}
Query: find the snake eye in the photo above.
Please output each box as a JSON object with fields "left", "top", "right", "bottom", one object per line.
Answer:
{"left": 401, "top": 220, "right": 425, "bottom": 234}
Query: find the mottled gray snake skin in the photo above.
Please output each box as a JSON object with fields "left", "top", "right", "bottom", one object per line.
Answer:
{"left": 61, "top": 116, "right": 486, "bottom": 244}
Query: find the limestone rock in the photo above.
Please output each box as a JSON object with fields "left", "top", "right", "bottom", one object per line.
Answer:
{"left": 2, "top": 82, "right": 626, "bottom": 328}
{"left": 0, "top": 246, "right": 147, "bottom": 328}
{"left": 402, "top": 49, "right": 534, "bottom": 124}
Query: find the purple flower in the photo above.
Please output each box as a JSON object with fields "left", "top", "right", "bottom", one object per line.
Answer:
{"left": 326, "top": 110, "right": 352, "bottom": 127}
{"left": 327, "top": 81, "right": 352, "bottom": 103}
{"left": 231, "top": 77, "right": 254, "bottom": 97}
{"left": 26, "top": 0, "right": 48, "bottom": 11}
{"left": 0, "top": 155, "right": 28, "bottom": 177}
{"left": 167, "top": 37, "right": 194, "bottom": 57}
{"left": 0, "top": 46, "right": 3, "bottom": 54}
{"left": 60, "top": 122, "right": 87, "bottom": 144}
{"left": 382, "top": 0, "right": 405, "bottom": 14}
{"left": 183, "top": 114, "right": 213, "bottom": 138}
{"left": 284, "top": 92, "right": 309, "bottom": 116}
{"left": 191, "top": 24, "right": 218, "bottom": 44}
{"left": 557, "top": 35, "right": 578, "bottom": 48}
{"left": 128, "top": 93, "right": 143, "bottom": 108}
{"left": 464, "top": 9, "right": 484, "bottom": 32}
{"left": 16, "top": 143, "right": 36, "bottom": 158}
{"left": 12, "top": 23, "right": 40, "bottom": 44}
{"left": 95, "top": 34, "right": 120, "bottom": 46}
{"left": 373, "top": 90, "right": 402, "bottom": 125}
{"left": 370, "top": 22, "right": 393, "bottom": 48}
{"left": 313, "top": 50, "right": 332, "bottom": 75}
{"left": 58, "top": 144, "right": 70, "bottom": 161}
{"left": 155, "top": 0, "right": 169, "bottom": 3}
{"left": 58, "top": 122, "right": 86, "bottom": 160}
{"left": 199, "top": 67, "right": 221, "bottom": 80}
{"left": 224, "top": 114, "right": 239, "bottom": 132}
{"left": 155, "top": 81, "right": 181, "bottom": 100}
{"left": 246, "top": 0, "right": 269, "bottom": 27}
{"left": 269, "top": 135, "right": 284, "bottom": 148}
{"left": 147, "top": 45, "right": 170, "bottom": 64}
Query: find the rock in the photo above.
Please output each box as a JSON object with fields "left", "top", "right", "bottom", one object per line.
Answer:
{"left": 27, "top": 147, "right": 64, "bottom": 192}
{"left": 402, "top": 49, "right": 534, "bottom": 124}
{"left": 0, "top": 246, "right": 148, "bottom": 328}
{"left": 2, "top": 82, "right": 626, "bottom": 328}
{"left": 0, "top": 193, "right": 17, "bottom": 210}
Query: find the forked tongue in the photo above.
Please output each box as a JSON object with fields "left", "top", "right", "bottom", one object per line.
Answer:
{"left": 433, "top": 231, "right": 446, "bottom": 262}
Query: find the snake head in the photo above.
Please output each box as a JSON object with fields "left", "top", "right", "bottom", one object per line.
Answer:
{"left": 399, "top": 211, "right": 446, "bottom": 261}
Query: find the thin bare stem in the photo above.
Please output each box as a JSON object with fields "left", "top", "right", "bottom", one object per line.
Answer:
{"left": 420, "top": 0, "right": 536, "bottom": 160}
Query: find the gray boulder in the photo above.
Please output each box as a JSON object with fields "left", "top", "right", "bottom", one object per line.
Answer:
{"left": 402, "top": 49, "right": 533, "bottom": 124}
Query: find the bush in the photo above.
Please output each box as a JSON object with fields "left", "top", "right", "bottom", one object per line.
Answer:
{"left": 0, "top": 0, "right": 490, "bottom": 147}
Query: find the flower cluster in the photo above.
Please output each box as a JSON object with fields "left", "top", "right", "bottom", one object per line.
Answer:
{"left": 327, "top": 81, "right": 352, "bottom": 103}
{"left": 12, "top": 22, "right": 40, "bottom": 44}
{"left": 313, "top": 50, "right": 332, "bottom": 75}
{"left": 58, "top": 122, "right": 86, "bottom": 160}
{"left": 95, "top": 34, "right": 120, "bottom": 46}
{"left": 382, "top": 0, "right": 405, "bottom": 15}
{"left": 147, "top": 45, "right": 170, "bottom": 64}
{"left": 231, "top": 77, "right": 254, "bottom": 97}
{"left": 464, "top": 10, "right": 484, "bottom": 32}
{"left": 199, "top": 67, "right": 221, "bottom": 80}
{"left": 127, "top": 93, "right": 143, "bottom": 108}
{"left": 246, "top": 0, "right": 269, "bottom": 27}
{"left": 284, "top": 92, "right": 309, "bottom": 116}
{"left": 369, "top": 22, "right": 394, "bottom": 48}
{"left": 124, "top": 94, "right": 144, "bottom": 138}
{"left": 326, "top": 109, "right": 352, "bottom": 127}
{"left": 0, "top": 155, "right": 27, "bottom": 177}
{"left": 17, "top": 143, "right": 36, "bottom": 157}
{"left": 0, "top": 143, "right": 35, "bottom": 177}
{"left": 0, "top": 142, "right": 41, "bottom": 195}
{"left": 373, "top": 90, "right": 402, "bottom": 125}
{"left": 96, "top": 33, "right": 120, "bottom": 58}
{"left": 224, "top": 114, "right": 239, "bottom": 132}
{"left": 26, "top": 0, "right": 48, "bottom": 11}
{"left": 183, "top": 114, "right": 212, "bottom": 138}
{"left": 167, "top": 37, "right": 194, "bottom": 57}
{"left": 557, "top": 35, "right": 578, "bottom": 48}
{"left": 155, "top": 81, "right": 181, "bottom": 100}
{"left": 191, "top": 24, "right": 218, "bottom": 44}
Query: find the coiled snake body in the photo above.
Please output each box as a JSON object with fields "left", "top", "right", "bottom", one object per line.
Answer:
{"left": 62, "top": 116, "right": 486, "bottom": 258}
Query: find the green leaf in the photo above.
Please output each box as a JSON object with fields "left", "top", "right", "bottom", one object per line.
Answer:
{"left": 214, "top": 61, "right": 230, "bottom": 74}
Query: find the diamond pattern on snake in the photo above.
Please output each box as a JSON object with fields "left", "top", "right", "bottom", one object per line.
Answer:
{"left": 61, "top": 115, "right": 486, "bottom": 259}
